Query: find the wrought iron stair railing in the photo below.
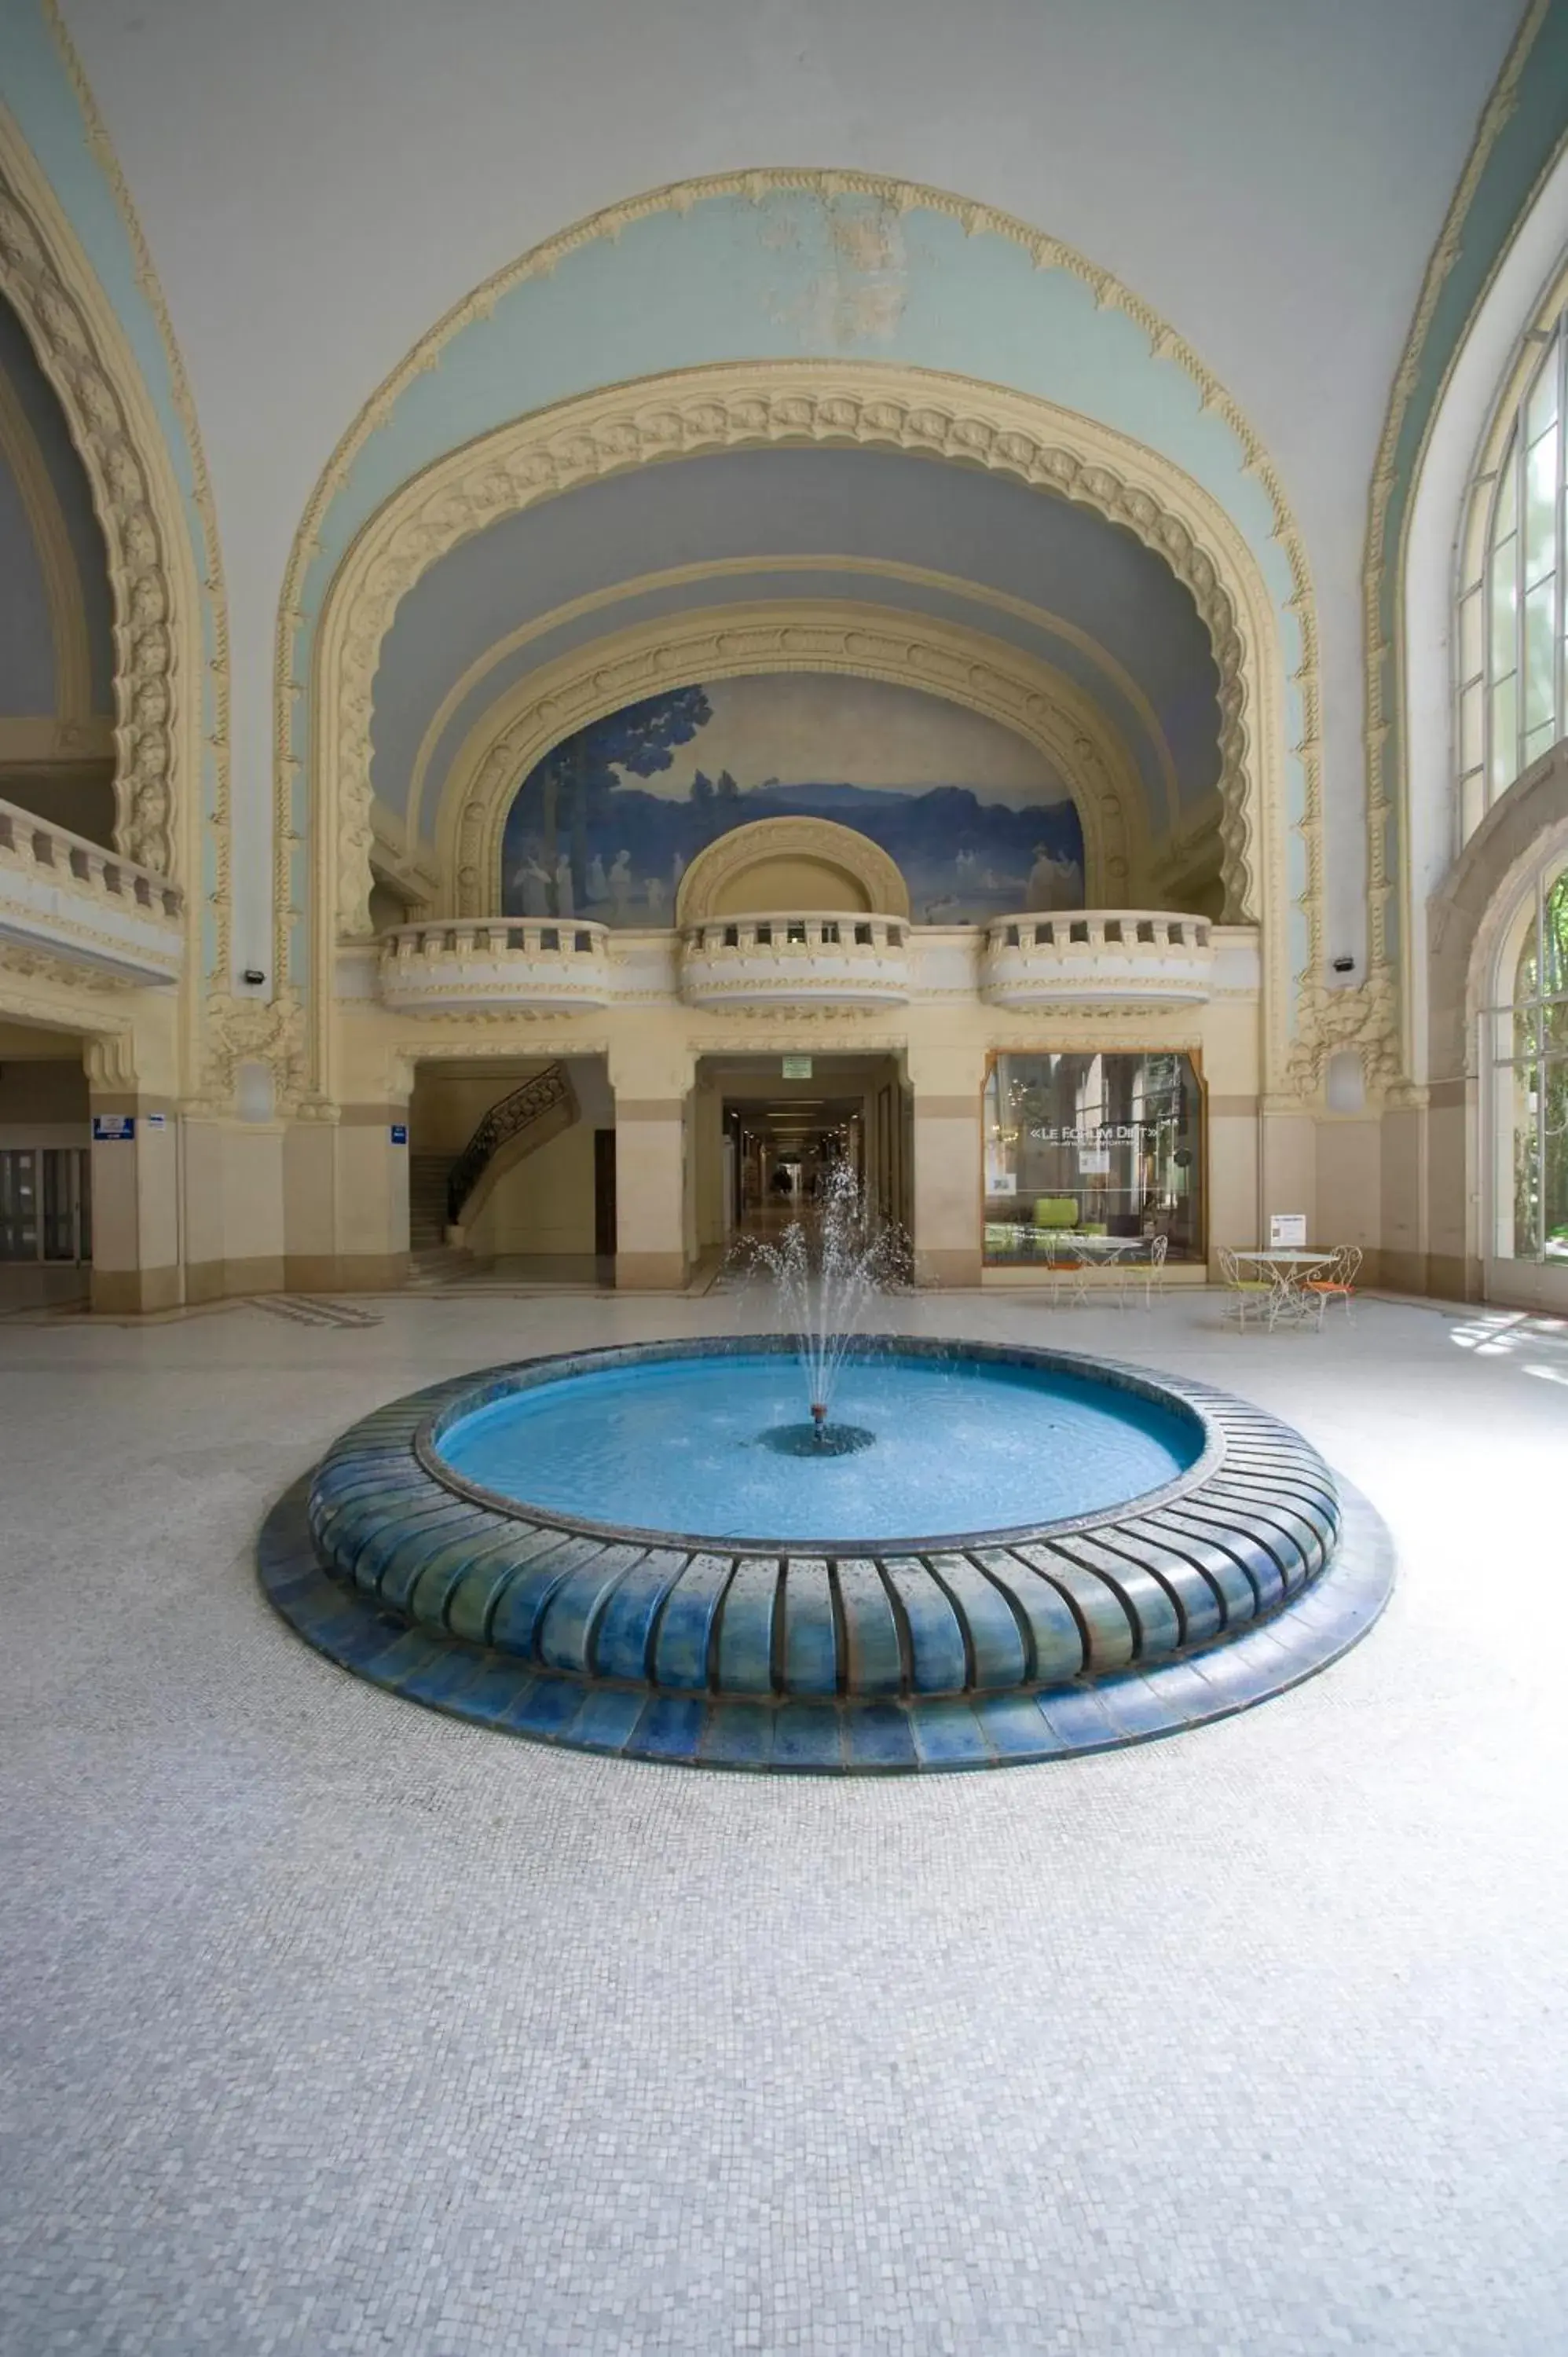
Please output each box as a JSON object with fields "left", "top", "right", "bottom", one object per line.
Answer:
{"left": 445, "top": 1063, "right": 573, "bottom": 1228}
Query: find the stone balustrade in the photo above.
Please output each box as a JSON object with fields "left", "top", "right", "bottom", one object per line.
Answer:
{"left": 980, "top": 909, "right": 1215, "bottom": 1009}
{"left": 367, "top": 907, "right": 1230, "bottom": 1017}
{"left": 377, "top": 918, "right": 620, "bottom": 1012}
{"left": 0, "top": 798, "right": 185, "bottom": 984}
{"left": 679, "top": 910, "right": 911, "bottom": 1009}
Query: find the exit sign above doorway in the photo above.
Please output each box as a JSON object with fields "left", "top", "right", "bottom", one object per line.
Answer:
{"left": 781, "top": 1056, "right": 813, "bottom": 1080}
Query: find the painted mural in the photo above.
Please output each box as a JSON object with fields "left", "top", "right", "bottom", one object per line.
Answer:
{"left": 499, "top": 673, "right": 1085, "bottom": 926}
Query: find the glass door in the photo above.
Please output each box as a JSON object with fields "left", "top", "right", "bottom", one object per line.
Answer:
{"left": 0, "top": 1147, "right": 91, "bottom": 1262}
{"left": 42, "top": 1148, "right": 90, "bottom": 1261}
{"left": 0, "top": 1150, "right": 40, "bottom": 1260}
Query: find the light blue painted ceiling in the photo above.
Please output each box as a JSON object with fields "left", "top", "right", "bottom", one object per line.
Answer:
{"left": 370, "top": 444, "right": 1221, "bottom": 846}
{"left": 0, "top": 293, "right": 114, "bottom": 717}
{"left": 28, "top": 0, "right": 1550, "bottom": 992}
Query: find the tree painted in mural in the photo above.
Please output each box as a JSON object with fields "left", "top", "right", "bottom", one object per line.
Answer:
{"left": 504, "top": 685, "right": 713, "bottom": 918}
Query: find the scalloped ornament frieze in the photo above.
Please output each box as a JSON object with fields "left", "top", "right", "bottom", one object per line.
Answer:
{"left": 0, "top": 939, "right": 122, "bottom": 999}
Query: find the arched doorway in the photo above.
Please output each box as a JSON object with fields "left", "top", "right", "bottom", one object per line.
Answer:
{"left": 1427, "top": 745, "right": 1568, "bottom": 1310}
{"left": 1481, "top": 848, "right": 1568, "bottom": 1305}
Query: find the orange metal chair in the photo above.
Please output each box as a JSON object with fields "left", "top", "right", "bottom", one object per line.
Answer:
{"left": 1303, "top": 1244, "right": 1362, "bottom": 1325}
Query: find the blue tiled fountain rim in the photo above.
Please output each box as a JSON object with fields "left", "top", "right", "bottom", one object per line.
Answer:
{"left": 412, "top": 1333, "right": 1223, "bottom": 1555}
{"left": 259, "top": 1338, "right": 1395, "bottom": 1772}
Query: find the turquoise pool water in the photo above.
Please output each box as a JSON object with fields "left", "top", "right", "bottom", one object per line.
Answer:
{"left": 432, "top": 1348, "right": 1202, "bottom": 1545}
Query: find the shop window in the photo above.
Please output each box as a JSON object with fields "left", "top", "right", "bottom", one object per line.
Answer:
{"left": 983, "top": 1052, "right": 1204, "bottom": 1266}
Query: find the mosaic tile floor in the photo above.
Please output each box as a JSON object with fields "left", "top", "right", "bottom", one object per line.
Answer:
{"left": 3, "top": 1287, "right": 1566, "bottom": 2353}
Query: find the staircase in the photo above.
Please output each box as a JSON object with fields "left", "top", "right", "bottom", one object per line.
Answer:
{"left": 444, "top": 1062, "right": 575, "bottom": 1226}
{"left": 408, "top": 1155, "right": 451, "bottom": 1252}
{"left": 405, "top": 1065, "right": 579, "bottom": 1284}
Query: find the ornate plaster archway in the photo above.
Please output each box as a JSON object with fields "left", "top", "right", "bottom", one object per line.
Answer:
{"left": 310, "top": 361, "right": 1295, "bottom": 1098}
{"left": 428, "top": 601, "right": 1145, "bottom": 920}
{"left": 1423, "top": 744, "right": 1568, "bottom": 1299}
{"left": 401, "top": 553, "right": 1186, "bottom": 852}
{"left": 0, "top": 356, "right": 95, "bottom": 731}
{"left": 0, "top": 121, "right": 198, "bottom": 888}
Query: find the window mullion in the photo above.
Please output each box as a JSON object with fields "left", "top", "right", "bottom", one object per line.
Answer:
{"left": 1558, "top": 322, "right": 1567, "bottom": 747}
{"left": 1537, "top": 1003, "right": 1548, "bottom": 1258}
{"left": 1482, "top": 493, "right": 1492, "bottom": 819}
{"left": 1535, "top": 872, "right": 1547, "bottom": 1259}
{"left": 1508, "top": 424, "right": 1518, "bottom": 783}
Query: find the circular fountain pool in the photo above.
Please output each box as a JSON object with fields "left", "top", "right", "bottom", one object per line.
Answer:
{"left": 258, "top": 1336, "right": 1394, "bottom": 1772}
{"left": 430, "top": 1348, "right": 1203, "bottom": 1546}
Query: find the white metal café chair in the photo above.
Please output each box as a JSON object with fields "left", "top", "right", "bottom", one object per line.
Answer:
{"left": 1218, "top": 1243, "right": 1278, "bottom": 1329}
{"left": 1126, "top": 1232, "right": 1168, "bottom": 1310}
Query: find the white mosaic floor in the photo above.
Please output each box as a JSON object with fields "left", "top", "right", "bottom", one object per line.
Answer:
{"left": 2, "top": 1285, "right": 1565, "bottom": 2355}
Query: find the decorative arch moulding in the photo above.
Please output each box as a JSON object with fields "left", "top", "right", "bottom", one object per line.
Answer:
{"left": 425, "top": 599, "right": 1148, "bottom": 924}
{"left": 302, "top": 360, "right": 1318, "bottom": 1101}
{"left": 0, "top": 132, "right": 192, "bottom": 887}
{"left": 1361, "top": 0, "right": 1560, "bottom": 1086}
{"left": 0, "top": 68, "right": 244, "bottom": 1116}
{"left": 0, "top": 356, "right": 95, "bottom": 727}
{"left": 401, "top": 552, "right": 1188, "bottom": 850}
{"left": 288, "top": 166, "right": 1311, "bottom": 618}
{"left": 41, "top": 0, "right": 233, "bottom": 996}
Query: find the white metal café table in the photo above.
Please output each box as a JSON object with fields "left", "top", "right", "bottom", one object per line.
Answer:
{"left": 1052, "top": 1233, "right": 1166, "bottom": 1310}
{"left": 1233, "top": 1247, "right": 1338, "bottom": 1328}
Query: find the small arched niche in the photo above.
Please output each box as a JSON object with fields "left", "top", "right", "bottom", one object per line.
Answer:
{"left": 677, "top": 818, "right": 908, "bottom": 923}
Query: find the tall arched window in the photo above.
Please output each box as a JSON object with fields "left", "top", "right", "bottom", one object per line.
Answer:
{"left": 1458, "top": 300, "right": 1568, "bottom": 843}
{"left": 1489, "top": 856, "right": 1568, "bottom": 1263}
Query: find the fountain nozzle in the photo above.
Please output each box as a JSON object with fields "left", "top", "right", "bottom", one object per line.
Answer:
{"left": 811, "top": 1401, "right": 828, "bottom": 1438}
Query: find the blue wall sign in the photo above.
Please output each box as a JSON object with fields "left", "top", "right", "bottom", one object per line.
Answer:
{"left": 390, "top": 1124, "right": 408, "bottom": 1146}
{"left": 91, "top": 1114, "right": 135, "bottom": 1142}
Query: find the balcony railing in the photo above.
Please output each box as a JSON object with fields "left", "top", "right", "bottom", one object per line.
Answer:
{"left": 679, "top": 911, "right": 911, "bottom": 1009}
{"left": 980, "top": 911, "right": 1214, "bottom": 1009}
{"left": 367, "top": 908, "right": 1236, "bottom": 1019}
{"left": 378, "top": 919, "right": 618, "bottom": 1013}
{"left": 0, "top": 800, "right": 184, "bottom": 984}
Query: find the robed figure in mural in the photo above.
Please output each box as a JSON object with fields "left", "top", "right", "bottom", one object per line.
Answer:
{"left": 1026, "top": 844, "right": 1081, "bottom": 912}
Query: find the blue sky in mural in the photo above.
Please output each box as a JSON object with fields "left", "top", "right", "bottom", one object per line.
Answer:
{"left": 500, "top": 673, "right": 1084, "bottom": 924}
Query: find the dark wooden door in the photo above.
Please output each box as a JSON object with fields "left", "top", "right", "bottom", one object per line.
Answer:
{"left": 594, "top": 1128, "right": 617, "bottom": 1259}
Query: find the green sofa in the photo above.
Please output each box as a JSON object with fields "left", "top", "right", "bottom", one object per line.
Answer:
{"left": 984, "top": 1197, "right": 1108, "bottom": 1260}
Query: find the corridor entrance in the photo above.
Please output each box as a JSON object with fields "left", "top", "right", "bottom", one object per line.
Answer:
{"left": 692, "top": 1054, "right": 910, "bottom": 1263}
{"left": 0, "top": 1021, "right": 93, "bottom": 1309}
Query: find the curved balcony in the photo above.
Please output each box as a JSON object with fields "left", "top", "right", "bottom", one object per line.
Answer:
{"left": 378, "top": 919, "right": 617, "bottom": 1014}
{"left": 980, "top": 911, "right": 1214, "bottom": 1010}
{"left": 679, "top": 911, "right": 911, "bottom": 1010}
{"left": 0, "top": 800, "right": 184, "bottom": 985}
